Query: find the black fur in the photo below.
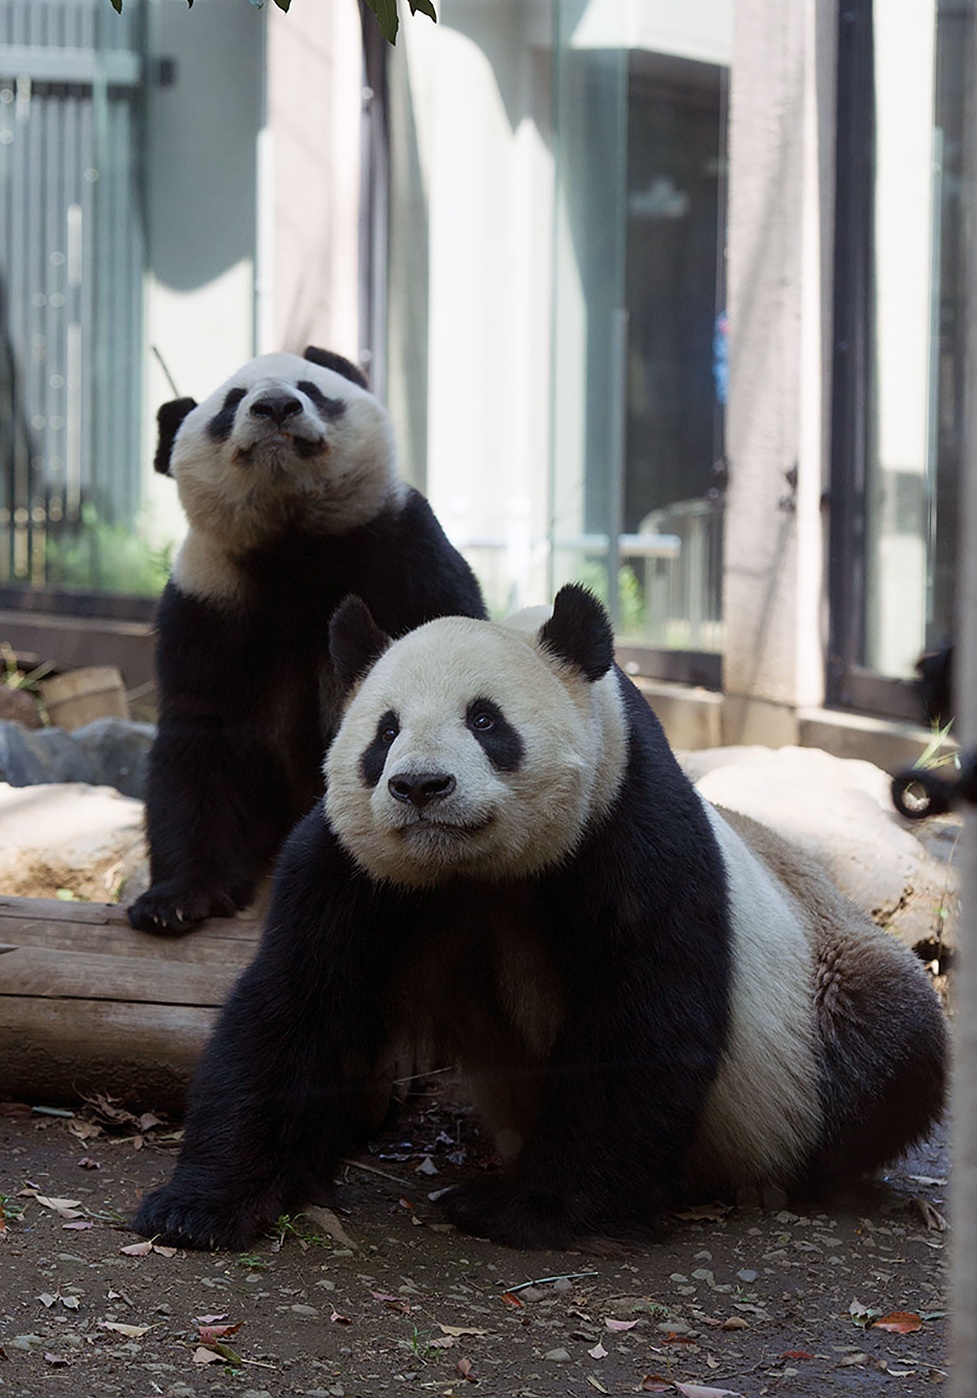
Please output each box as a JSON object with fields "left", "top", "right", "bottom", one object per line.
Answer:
{"left": 154, "top": 397, "right": 197, "bottom": 475}
{"left": 539, "top": 585, "right": 614, "bottom": 681}
{"left": 302, "top": 344, "right": 369, "bottom": 390}
{"left": 329, "top": 594, "right": 392, "bottom": 691}
{"left": 132, "top": 653, "right": 735, "bottom": 1249}
{"left": 127, "top": 486, "right": 485, "bottom": 936}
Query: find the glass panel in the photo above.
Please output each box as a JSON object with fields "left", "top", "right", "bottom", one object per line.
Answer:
{"left": 549, "top": 15, "right": 629, "bottom": 622}
{"left": 862, "top": 0, "right": 938, "bottom": 677}
{"left": 549, "top": 11, "right": 727, "bottom": 651}
{"left": 0, "top": 0, "right": 147, "bottom": 593}
{"left": 623, "top": 53, "right": 726, "bottom": 650}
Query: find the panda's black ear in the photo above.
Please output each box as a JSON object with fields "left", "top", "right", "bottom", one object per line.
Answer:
{"left": 538, "top": 584, "right": 614, "bottom": 682}
{"left": 330, "top": 595, "right": 392, "bottom": 691}
{"left": 154, "top": 397, "right": 197, "bottom": 475}
{"left": 303, "top": 346, "right": 369, "bottom": 392}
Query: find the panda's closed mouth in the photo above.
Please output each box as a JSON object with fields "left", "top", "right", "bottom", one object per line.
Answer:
{"left": 398, "top": 814, "right": 494, "bottom": 838}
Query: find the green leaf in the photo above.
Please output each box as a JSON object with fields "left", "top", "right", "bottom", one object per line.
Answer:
{"left": 272, "top": 0, "right": 291, "bottom": 9}
{"left": 109, "top": 0, "right": 123, "bottom": 11}
{"left": 409, "top": 0, "right": 437, "bottom": 20}
{"left": 365, "top": 0, "right": 399, "bottom": 44}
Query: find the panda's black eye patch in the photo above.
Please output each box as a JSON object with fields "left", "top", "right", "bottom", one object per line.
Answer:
{"left": 206, "top": 387, "right": 248, "bottom": 442}
{"left": 360, "top": 709, "right": 399, "bottom": 787}
{"left": 297, "top": 381, "right": 347, "bottom": 422}
{"left": 466, "top": 698, "right": 523, "bottom": 773}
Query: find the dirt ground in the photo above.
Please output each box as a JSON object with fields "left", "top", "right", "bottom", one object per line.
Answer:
{"left": 0, "top": 1087, "right": 951, "bottom": 1398}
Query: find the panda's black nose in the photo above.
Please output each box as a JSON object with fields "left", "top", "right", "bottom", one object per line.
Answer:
{"left": 388, "top": 772, "right": 456, "bottom": 808}
{"left": 250, "top": 392, "right": 303, "bottom": 426}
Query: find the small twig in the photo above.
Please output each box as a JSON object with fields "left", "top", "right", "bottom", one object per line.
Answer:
{"left": 391, "top": 1064, "right": 455, "bottom": 1087}
{"left": 340, "top": 1158, "right": 412, "bottom": 1188}
{"left": 499, "top": 1270, "right": 599, "bottom": 1292}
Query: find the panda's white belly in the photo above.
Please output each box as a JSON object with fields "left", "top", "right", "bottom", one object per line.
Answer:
{"left": 688, "top": 802, "right": 822, "bottom": 1189}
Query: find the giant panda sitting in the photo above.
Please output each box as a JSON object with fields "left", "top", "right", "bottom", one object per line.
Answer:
{"left": 127, "top": 346, "right": 484, "bottom": 936}
{"left": 133, "top": 585, "right": 948, "bottom": 1249}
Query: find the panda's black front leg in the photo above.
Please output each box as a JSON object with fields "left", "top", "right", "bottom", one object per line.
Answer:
{"left": 442, "top": 965, "right": 723, "bottom": 1249}
{"left": 128, "top": 723, "right": 294, "bottom": 934}
{"left": 133, "top": 813, "right": 401, "bottom": 1249}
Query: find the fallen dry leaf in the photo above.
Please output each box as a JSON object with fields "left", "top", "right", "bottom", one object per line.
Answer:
{"left": 191, "top": 1346, "right": 226, "bottom": 1366}
{"left": 782, "top": 1350, "right": 814, "bottom": 1360}
{"left": 438, "top": 1324, "right": 489, "bottom": 1338}
{"left": 76, "top": 1157, "right": 100, "bottom": 1171}
{"left": 428, "top": 1336, "right": 457, "bottom": 1350}
{"left": 872, "top": 1312, "right": 923, "bottom": 1334}
{"left": 330, "top": 1310, "right": 354, "bottom": 1325}
{"left": 101, "top": 1322, "right": 150, "bottom": 1339}
{"left": 588, "top": 1341, "right": 608, "bottom": 1359}
{"left": 587, "top": 1378, "right": 610, "bottom": 1394}
{"left": 25, "top": 1193, "right": 84, "bottom": 1220}
{"left": 300, "top": 1205, "right": 358, "bottom": 1248}
{"left": 604, "top": 1316, "right": 639, "bottom": 1332}
{"left": 43, "top": 1353, "right": 69, "bottom": 1367}
{"left": 62, "top": 1221, "right": 94, "bottom": 1232}
{"left": 721, "top": 1316, "right": 749, "bottom": 1331}
{"left": 119, "top": 1241, "right": 153, "bottom": 1257}
{"left": 455, "top": 1356, "right": 475, "bottom": 1382}
{"left": 198, "top": 1323, "right": 241, "bottom": 1344}
{"left": 194, "top": 1314, "right": 228, "bottom": 1324}
{"left": 500, "top": 1291, "right": 524, "bottom": 1308}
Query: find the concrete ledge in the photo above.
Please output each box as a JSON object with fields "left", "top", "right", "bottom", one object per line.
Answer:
{"left": 632, "top": 677, "right": 723, "bottom": 751}
{"left": 796, "top": 706, "right": 939, "bottom": 774}
{"left": 633, "top": 680, "right": 939, "bottom": 774}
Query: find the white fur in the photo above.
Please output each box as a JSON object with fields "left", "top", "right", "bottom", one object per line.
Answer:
{"left": 169, "top": 352, "right": 403, "bottom": 596}
{"left": 688, "top": 801, "right": 822, "bottom": 1189}
{"left": 324, "top": 613, "right": 628, "bottom": 887}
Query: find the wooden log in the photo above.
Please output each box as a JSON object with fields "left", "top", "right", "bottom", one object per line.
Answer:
{"left": 0, "top": 896, "right": 262, "bottom": 1112}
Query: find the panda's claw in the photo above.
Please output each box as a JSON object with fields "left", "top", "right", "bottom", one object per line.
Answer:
{"left": 132, "top": 1184, "right": 274, "bottom": 1252}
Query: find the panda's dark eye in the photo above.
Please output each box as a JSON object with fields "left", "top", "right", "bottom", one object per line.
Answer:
{"left": 360, "top": 709, "right": 400, "bottom": 788}
{"left": 465, "top": 697, "right": 523, "bottom": 773}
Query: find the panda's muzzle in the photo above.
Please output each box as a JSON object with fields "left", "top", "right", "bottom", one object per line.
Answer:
{"left": 388, "top": 771, "right": 456, "bottom": 809}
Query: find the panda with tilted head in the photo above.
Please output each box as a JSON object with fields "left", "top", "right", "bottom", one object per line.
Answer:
{"left": 127, "top": 346, "right": 485, "bottom": 936}
{"left": 133, "top": 585, "right": 948, "bottom": 1250}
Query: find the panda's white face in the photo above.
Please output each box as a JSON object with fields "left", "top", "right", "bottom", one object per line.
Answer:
{"left": 324, "top": 614, "right": 628, "bottom": 888}
{"left": 170, "top": 352, "right": 399, "bottom": 555}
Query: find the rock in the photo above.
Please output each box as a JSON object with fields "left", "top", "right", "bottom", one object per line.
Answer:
{"left": 683, "top": 745, "right": 958, "bottom": 950}
{"left": 0, "top": 780, "right": 148, "bottom": 902}
{"left": 0, "top": 717, "right": 154, "bottom": 798}
{"left": 0, "top": 685, "right": 43, "bottom": 728}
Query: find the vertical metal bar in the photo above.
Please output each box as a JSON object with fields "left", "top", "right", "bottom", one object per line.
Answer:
{"left": 951, "top": 5, "right": 977, "bottom": 1387}
{"left": 607, "top": 306, "right": 629, "bottom": 630}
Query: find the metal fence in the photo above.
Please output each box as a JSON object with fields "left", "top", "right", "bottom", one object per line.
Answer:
{"left": 0, "top": 0, "right": 143, "bottom": 588}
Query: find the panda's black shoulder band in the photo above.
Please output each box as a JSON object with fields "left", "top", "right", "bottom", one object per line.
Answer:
{"left": 539, "top": 584, "right": 614, "bottom": 682}
{"left": 303, "top": 346, "right": 369, "bottom": 391}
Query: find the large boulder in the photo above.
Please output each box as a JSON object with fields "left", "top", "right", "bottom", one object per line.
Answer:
{"left": 0, "top": 781, "right": 148, "bottom": 902}
{"left": 0, "top": 717, "right": 154, "bottom": 798}
{"left": 682, "top": 745, "right": 958, "bottom": 951}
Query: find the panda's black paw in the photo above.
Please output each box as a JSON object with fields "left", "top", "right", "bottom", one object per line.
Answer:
{"left": 132, "top": 1184, "right": 274, "bottom": 1252}
{"left": 127, "top": 881, "right": 245, "bottom": 936}
{"left": 440, "top": 1180, "right": 580, "bottom": 1250}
